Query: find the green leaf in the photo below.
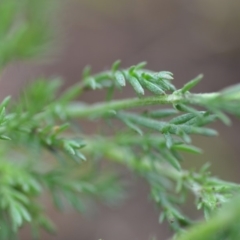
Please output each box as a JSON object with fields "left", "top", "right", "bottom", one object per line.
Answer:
{"left": 186, "top": 114, "right": 216, "bottom": 126}
{"left": 18, "top": 205, "right": 31, "bottom": 222}
{"left": 162, "top": 150, "right": 181, "bottom": 171}
{"left": 159, "top": 79, "right": 176, "bottom": 91}
{"left": 0, "top": 107, "right": 6, "bottom": 121}
{"left": 114, "top": 71, "right": 126, "bottom": 86}
{"left": 159, "top": 212, "right": 166, "bottom": 223}
{"left": 156, "top": 71, "right": 174, "bottom": 80}
{"left": 10, "top": 205, "right": 23, "bottom": 229}
{"left": 10, "top": 190, "right": 29, "bottom": 205}
{"left": 179, "top": 131, "right": 192, "bottom": 143}
{"left": 76, "top": 151, "right": 87, "bottom": 161}
{"left": 38, "top": 215, "right": 56, "bottom": 233}
{"left": 0, "top": 135, "right": 11, "bottom": 140}
{"left": 147, "top": 109, "right": 179, "bottom": 119}
{"left": 129, "top": 66, "right": 136, "bottom": 75}
{"left": 214, "top": 110, "right": 231, "bottom": 126}
{"left": 174, "top": 104, "right": 200, "bottom": 115}
{"left": 111, "top": 60, "right": 121, "bottom": 72}
{"left": 164, "top": 133, "right": 173, "bottom": 148}
{"left": 221, "top": 83, "right": 240, "bottom": 98}
{"left": 127, "top": 77, "right": 144, "bottom": 95}
{"left": 0, "top": 96, "right": 11, "bottom": 110}
{"left": 181, "top": 125, "right": 218, "bottom": 136}
{"left": 172, "top": 144, "right": 202, "bottom": 154}
{"left": 59, "top": 83, "right": 84, "bottom": 102}
{"left": 123, "top": 119, "right": 143, "bottom": 135}
{"left": 88, "top": 77, "right": 98, "bottom": 90}
{"left": 135, "top": 61, "right": 147, "bottom": 70}
{"left": 170, "top": 113, "right": 196, "bottom": 125}
{"left": 139, "top": 79, "right": 165, "bottom": 95}
{"left": 82, "top": 65, "right": 91, "bottom": 79}
{"left": 63, "top": 142, "right": 75, "bottom": 155}
{"left": 181, "top": 74, "right": 203, "bottom": 93}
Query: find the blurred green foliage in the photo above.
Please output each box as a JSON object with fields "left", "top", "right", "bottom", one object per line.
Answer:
{"left": 0, "top": 1, "right": 240, "bottom": 240}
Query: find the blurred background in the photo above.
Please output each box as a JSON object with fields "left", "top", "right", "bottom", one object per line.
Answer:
{"left": 2, "top": 0, "right": 240, "bottom": 239}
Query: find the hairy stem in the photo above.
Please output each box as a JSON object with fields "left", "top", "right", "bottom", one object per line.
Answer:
{"left": 64, "top": 92, "right": 219, "bottom": 119}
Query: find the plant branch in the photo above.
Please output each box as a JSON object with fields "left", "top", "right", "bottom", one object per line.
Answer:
{"left": 64, "top": 92, "right": 220, "bottom": 119}
{"left": 84, "top": 137, "right": 238, "bottom": 199}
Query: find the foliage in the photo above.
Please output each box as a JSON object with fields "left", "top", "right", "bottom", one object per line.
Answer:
{"left": 0, "top": 0, "right": 240, "bottom": 239}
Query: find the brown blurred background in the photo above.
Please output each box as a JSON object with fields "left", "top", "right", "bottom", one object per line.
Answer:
{"left": 2, "top": 0, "right": 240, "bottom": 239}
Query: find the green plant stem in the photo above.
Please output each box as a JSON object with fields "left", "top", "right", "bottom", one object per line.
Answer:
{"left": 64, "top": 92, "right": 219, "bottom": 119}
